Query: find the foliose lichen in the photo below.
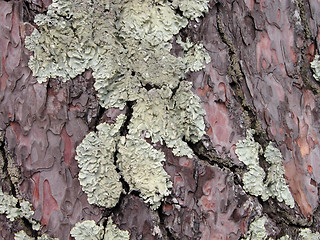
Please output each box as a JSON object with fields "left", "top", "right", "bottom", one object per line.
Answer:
{"left": 70, "top": 220, "right": 104, "bottom": 240}
{"left": 14, "top": 231, "right": 34, "bottom": 240}
{"left": 75, "top": 115, "right": 125, "bottom": 208}
{"left": 128, "top": 82, "right": 206, "bottom": 158}
{"left": 28, "top": 0, "right": 211, "bottom": 211}
{"left": 234, "top": 130, "right": 265, "bottom": 196}
{"left": 25, "top": 0, "right": 113, "bottom": 83}
{"left": 262, "top": 143, "right": 295, "bottom": 208}
{"left": 15, "top": 230, "right": 58, "bottom": 240}
{"left": 299, "top": 228, "right": 320, "bottom": 240}
{"left": 171, "top": 0, "right": 210, "bottom": 20}
{"left": 70, "top": 218, "right": 130, "bottom": 240}
{"left": 243, "top": 216, "right": 268, "bottom": 240}
{"left": 117, "top": 135, "right": 172, "bottom": 209}
{"left": 104, "top": 217, "right": 130, "bottom": 240}
{"left": 0, "top": 189, "right": 40, "bottom": 230}
{"left": 235, "top": 131, "right": 295, "bottom": 208}
{"left": 117, "top": 0, "right": 188, "bottom": 46}
{"left": 310, "top": 54, "right": 320, "bottom": 82}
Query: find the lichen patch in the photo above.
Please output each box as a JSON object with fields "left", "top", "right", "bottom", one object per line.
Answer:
{"left": 235, "top": 130, "right": 295, "bottom": 208}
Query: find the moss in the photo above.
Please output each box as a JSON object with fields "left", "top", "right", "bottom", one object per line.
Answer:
{"left": 70, "top": 220, "right": 104, "bottom": 240}
{"left": 104, "top": 217, "right": 130, "bottom": 240}
{"left": 117, "top": 135, "right": 172, "bottom": 209}
{"left": 75, "top": 115, "right": 125, "bottom": 208}
{"left": 243, "top": 216, "right": 268, "bottom": 240}
{"left": 235, "top": 131, "right": 295, "bottom": 208}
{"left": 310, "top": 54, "right": 320, "bottom": 82}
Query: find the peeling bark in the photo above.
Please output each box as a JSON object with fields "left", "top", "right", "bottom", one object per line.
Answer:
{"left": 1, "top": 0, "right": 320, "bottom": 239}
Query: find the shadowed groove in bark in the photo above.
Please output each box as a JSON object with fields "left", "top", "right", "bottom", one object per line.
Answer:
{"left": 294, "top": 0, "right": 320, "bottom": 95}
{"left": 157, "top": 202, "right": 176, "bottom": 240}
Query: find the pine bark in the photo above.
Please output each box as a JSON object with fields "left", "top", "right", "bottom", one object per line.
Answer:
{"left": 1, "top": 0, "right": 320, "bottom": 239}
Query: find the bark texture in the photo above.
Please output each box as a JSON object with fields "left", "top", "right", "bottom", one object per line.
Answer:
{"left": 1, "top": 0, "right": 320, "bottom": 239}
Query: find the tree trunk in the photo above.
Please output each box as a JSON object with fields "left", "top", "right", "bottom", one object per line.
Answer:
{"left": 1, "top": 0, "right": 320, "bottom": 239}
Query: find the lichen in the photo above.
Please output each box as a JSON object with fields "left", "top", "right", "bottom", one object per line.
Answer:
{"left": 14, "top": 230, "right": 58, "bottom": 240}
{"left": 117, "top": 0, "right": 188, "bottom": 46}
{"left": 128, "top": 82, "right": 205, "bottom": 158}
{"left": 70, "top": 220, "right": 104, "bottom": 240}
{"left": 75, "top": 115, "right": 125, "bottom": 208}
{"left": 117, "top": 135, "right": 172, "bottom": 209}
{"left": 14, "top": 231, "right": 34, "bottom": 240}
{"left": 171, "top": 0, "right": 210, "bottom": 20}
{"left": 235, "top": 130, "right": 265, "bottom": 196}
{"left": 69, "top": 218, "right": 130, "bottom": 240}
{"left": 243, "top": 216, "right": 268, "bottom": 240}
{"left": 28, "top": 0, "right": 211, "bottom": 211}
{"left": 311, "top": 54, "right": 320, "bottom": 81}
{"left": 104, "top": 217, "right": 130, "bottom": 240}
{"left": 262, "top": 143, "right": 295, "bottom": 208}
{"left": 299, "top": 228, "right": 320, "bottom": 240}
{"left": 235, "top": 131, "right": 295, "bottom": 208}
{"left": 0, "top": 189, "right": 40, "bottom": 230}
{"left": 24, "top": 0, "right": 119, "bottom": 84}
{"left": 278, "top": 235, "right": 291, "bottom": 240}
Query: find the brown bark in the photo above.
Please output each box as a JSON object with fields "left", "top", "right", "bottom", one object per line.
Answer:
{"left": 1, "top": 0, "right": 320, "bottom": 239}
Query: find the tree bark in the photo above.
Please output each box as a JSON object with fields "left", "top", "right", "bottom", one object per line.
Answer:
{"left": 1, "top": 0, "right": 320, "bottom": 239}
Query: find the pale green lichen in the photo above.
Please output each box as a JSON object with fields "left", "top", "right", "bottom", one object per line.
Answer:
{"left": 262, "top": 143, "right": 295, "bottom": 208}
{"left": 29, "top": 0, "right": 211, "bottom": 210}
{"left": 70, "top": 218, "right": 130, "bottom": 240}
{"left": 235, "top": 130, "right": 265, "bottom": 196}
{"left": 311, "top": 54, "right": 320, "bottom": 81}
{"left": 15, "top": 230, "right": 58, "bottom": 240}
{"left": 14, "top": 231, "right": 34, "bottom": 240}
{"left": 278, "top": 235, "right": 291, "bottom": 240}
{"left": 117, "top": 135, "right": 172, "bottom": 209}
{"left": 25, "top": 0, "right": 114, "bottom": 83}
{"left": 0, "top": 189, "right": 40, "bottom": 230}
{"left": 117, "top": 0, "right": 188, "bottom": 45}
{"left": 299, "top": 228, "right": 320, "bottom": 240}
{"left": 128, "top": 82, "right": 205, "bottom": 158}
{"left": 70, "top": 220, "right": 104, "bottom": 240}
{"left": 75, "top": 115, "right": 125, "bottom": 208}
{"left": 104, "top": 217, "right": 130, "bottom": 240}
{"left": 235, "top": 131, "right": 295, "bottom": 208}
{"left": 171, "top": 0, "right": 210, "bottom": 20}
{"left": 243, "top": 216, "right": 268, "bottom": 240}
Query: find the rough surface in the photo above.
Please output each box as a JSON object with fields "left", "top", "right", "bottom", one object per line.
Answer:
{"left": 15, "top": 230, "right": 58, "bottom": 240}
{"left": 235, "top": 130, "right": 265, "bottom": 196}
{"left": 243, "top": 216, "right": 268, "bottom": 240}
{"left": 104, "top": 217, "right": 130, "bottom": 240}
{"left": 0, "top": 188, "right": 40, "bottom": 230}
{"left": 235, "top": 131, "right": 295, "bottom": 208}
{"left": 75, "top": 115, "right": 125, "bottom": 208}
{"left": 70, "top": 220, "right": 104, "bottom": 240}
{"left": 262, "top": 143, "right": 295, "bottom": 208}
{"left": 2, "top": 0, "right": 320, "bottom": 239}
{"left": 311, "top": 54, "right": 320, "bottom": 81}
{"left": 118, "top": 135, "right": 171, "bottom": 209}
